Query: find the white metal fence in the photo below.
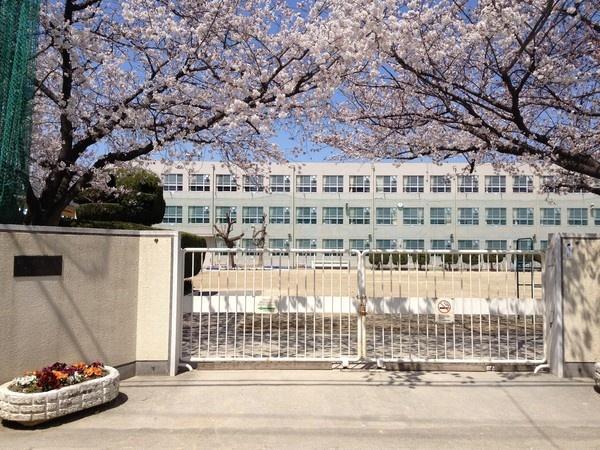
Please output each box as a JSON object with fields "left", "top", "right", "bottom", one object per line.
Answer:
{"left": 181, "top": 248, "right": 544, "bottom": 365}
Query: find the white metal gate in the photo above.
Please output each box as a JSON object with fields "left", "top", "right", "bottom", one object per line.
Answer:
{"left": 180, "top": 248, "right": 545, "bottom": 366}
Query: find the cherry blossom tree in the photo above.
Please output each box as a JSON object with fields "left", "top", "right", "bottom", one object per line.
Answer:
{"left": 318, "top": 0, "right": 600, "bottom": 194}
{"left": 28, "top": 0, "right": 358, "bottom": 225}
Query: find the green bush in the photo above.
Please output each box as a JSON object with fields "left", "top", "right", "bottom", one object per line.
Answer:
{"left": 60, "top": 218, "right": 156, "bottom": 230}
{"left": 511, "top": 253, "right": 542, "bottom": 269}
{"left": 76, "top": 203, "right": 128, "bottom": 222}
{"left": 391, "top": 252, "right": 408, "bottom": 266}
{"left": 368, "top": 252, "right": 390, "bottom": 268}
{"left": 75, "top": 168, "right": 165, "bottom": 225}
{"left": 483, "top": 253, "right": 505, "bottom": 265}
{"left": 442, "top": 254, "right": 459, "bottom": 267}
{"left": 411, "top": 253, "right": 431, "bottom": 269}
{"left": 461, "top": 254, "right": 481, "bottom": 265}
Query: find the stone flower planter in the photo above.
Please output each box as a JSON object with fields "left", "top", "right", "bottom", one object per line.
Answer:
{"left": 0, "top": 366, "right": 119, "bottom": 425}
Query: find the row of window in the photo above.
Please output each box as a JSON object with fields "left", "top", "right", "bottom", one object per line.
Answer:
{"left": 163, "top": 205, "right": 599, "bottom": 226}
{"left": 234, "top": 238, "right": 547, "bottom": 251}
{"left": 163, "top": 173, "right": 574, "bottom": 194}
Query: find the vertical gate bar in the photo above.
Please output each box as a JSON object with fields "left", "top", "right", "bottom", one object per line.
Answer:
{"left": 200, "top": 250, "right": 208, "bottom": 358}
{"left": 207, "top": 252, "right": 213, "bottom": 358}
{"left": 216, "top": 257, "right": 221, "bottom": 357}
{"left": 242, "top": 252, "right": 247, "bottom": 357}
{"left": 234, "top": 251, "right": 239, "bottom": 358}
{"left": 224, "top": 251, "right": 229, "bottom": 357}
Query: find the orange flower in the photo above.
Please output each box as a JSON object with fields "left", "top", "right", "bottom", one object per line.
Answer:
{"left": 52, "top": 370, "right": 68, "bottom": 382}
{"left": 83, "top": 366, "right": 103, "bottom": 378}
{"left": 72, "top": 362, "right": 87, "bottom": 371}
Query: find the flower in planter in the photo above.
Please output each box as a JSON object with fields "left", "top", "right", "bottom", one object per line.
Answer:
{"left": 9, "top": 361, "right": 107, "bottom": 393}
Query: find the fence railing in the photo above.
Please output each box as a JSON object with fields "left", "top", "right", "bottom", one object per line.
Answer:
{"left": 180, "top": 248, "right": 545, "bottom": 365}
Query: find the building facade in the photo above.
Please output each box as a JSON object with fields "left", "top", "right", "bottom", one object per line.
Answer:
{"left": 149, "top": 161, "right": 599, "bottom": 251}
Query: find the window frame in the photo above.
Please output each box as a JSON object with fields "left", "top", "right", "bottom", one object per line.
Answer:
{"left": 540, "top": 208, "right": 561, "bottom": 226}
{"left": 296, "top": 207, "right": 317, "bottom": 224}
{"left": 458, "top": 207, "right": 480, "bottom": 225}
{"left": 242, "top": 206, "right": 264, "bottom": 224}
{"left": 484, "top": 175, "right": 506, "bottom": 193}
{"left": 296, "top": 175, "right": 317, "bottom": 193}
{"left": 215, "top": 206, "right": 237, "bottom": 224}
{"left": 188, "top": 206, "right": 210, "bottom": 224}
{"left": 513, "top": 207, "right": 534, "bottom": 225}
{"left": 402, "top": 207, "right": 425, "bottom": 225}
{"left": 243, "top": 175, "right": 264, "bottom": 192}
{"left": 348, "top": 207, "right": 371, "bottom": 225}
{"left": 403, "top": 175, "right": 424, "bottom": 193}
{"left": 162, "top": 173, "right": 183, "bottom": 192}
{"left": 458, "top": 175, "right": 479, "bottom": 193}
{"left": 349, "top": 175, "right": 371, "bottom": 193}
{"left": 376, "top": 176, "right": 397, "bottom": 193}
{"left": 269, "top": 175, "right": 291, "bottom": 193}
{"left": 485, "top": 207, "right": 507, "bottom": 225}
{"left": 216, "top": 174, "right": 238, "bottom": 192}
{"left": 375, "top": 207, "right": 396, "bottom": 225}
{"left": 430, "top": 175, "right": 452, "bottom": 193}
{"left": 162, "top": 205, "right": 182, "bottom": 224}
{"left": 323, "top": 175, "right": 344, "bottom": 193}
{"left": 430, "top": 207, "right": 451, "bottom": 225}
{"left": 269, "top": 206, "right": 290, "bottom": 224}
{"left": 567, "top": 208, "right": 588, "bottom": 226}
{"left": 513, "top": 175, "right": 534, "bottom": 193}
{"left": 189, "top": 174, "right": 210, "bottom": 192}
{"left": 322, "top": 207, "right": 344, "bottom": 225}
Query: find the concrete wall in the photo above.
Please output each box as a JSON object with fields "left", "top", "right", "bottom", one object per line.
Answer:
{"left": 0, "top": 226, "right": 179, "bottom": 383}
{"left": 545, "top": 233, "right": 600, "bottom": 377}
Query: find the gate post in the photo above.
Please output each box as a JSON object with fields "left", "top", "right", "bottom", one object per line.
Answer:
{"left": 356, "top": 251, "right": 367, "bottom": 359}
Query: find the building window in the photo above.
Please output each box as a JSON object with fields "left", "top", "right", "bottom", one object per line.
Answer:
{"left": 348, "top": 207, "right": 370, "bottom": 224}
{"left": 322, "top": 207, "right": 344, "bottom": 224}
{"left": 458, "top": 240, "right": 480, "bottom": 250}
{"left": 296, "top": 239, "right": 317, "bottom": 251}
{"left": 296, "top": 175, "right": 317, "bottom": 193}
{"left": 162, "top": 206, "right": 182, "bottom": 224}
{"left": 513, "top": 208, "right": 534, "bottom": 225}
{"left": 485, "top": 175, "right": 506, "bottom": 193}
{"left": 376, "top": 176, "right": 397, "bottom": 193}
{"left": 188, "top": 206, "right": 210, "bottom": 224}
{"left": 594, "top": 209, "right": 600, "bottom": 225}
{"left": 215, "top": 206, "right": 236, "bottom": 223}
{"left": 349, "top": 239, "right": 370, "bottom": 251}
{"left": 403, "top": 207, "right": 424, "bottom": 225}
{"left": 269, "top": 175, "right": 290, "bottom": 192}
{"left": 430, "top": 175, "right": 451, "bottom": 193}
{"left": 242, "top": 206, "right": 264, "bottom": 224}
{"left": 323, "top": 175, "right": 344, "bottom": 193}
{"left": 430, "top": 239, "right": 451, "bottom": 250}
{"left": 458, "top": 207, "right": 479, "bottom": 225}
{"left": 243, "top": 175, "right": 264, "bottom": 192}
{"left": 513, "top": 175, "right": 534, "bottom": 193}
{"left": 241, "top": 239, "right": 260, "bottom": 255}
{"left": 458, "top": 175, "right": 479, "bottom": 193}
{"left": 403, "top": 175, "right": 424, "bottom": 193}
{"left": 485, "top": 208, "right": 507, "bottom": 225}
{"left": 323, "top": 239, "right": 344, "bottom": 254}
{"left": 296, "top": 207, "right": 317, "bottom": 224}
{"left": 567, "top": 208, "right": 588, "bottom": 225}
{"left": 349, "top": 175, "right": 370, "bottom": 193}
{"left": 269, "top": 238, "right": 289, "bottom": 250}
{"left": 269, "top": 207, "right": 290, "bottom": 224}
{"left": 376, "top": 239, "right": 397, "bottom": 250}
{"left": 189, "top": 174, "right": 210, "bottom": 191}
{"left": 376, "top": 207, "right": 396, "bottom": 225}
{"left": 430, "top": 207, "right": 451, "bottom": 225}
{"left": 485, "top": 240, "right": 507, "bottom": 250}
{"left": 216, "top": 174, "right": 237, "bottom": 191}
{"left": 403, "top": 239, "right": 424, "bottom": 250}
{"left": 540, "top": 240, "right": 548, "bottom": 251}
{"left": 162, "top": 173, "right": 183, "bottom": 191}
{"left": 540, "top": 208, "right": 561, "bottom": 226}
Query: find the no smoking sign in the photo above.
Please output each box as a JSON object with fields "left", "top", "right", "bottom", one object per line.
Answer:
{"left": 435, "top": 298, "right": 454, "bottom": 324}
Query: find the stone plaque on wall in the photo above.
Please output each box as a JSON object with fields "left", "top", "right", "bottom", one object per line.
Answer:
{"left": 13, "top": 255, "right": 63, "bottom": 277}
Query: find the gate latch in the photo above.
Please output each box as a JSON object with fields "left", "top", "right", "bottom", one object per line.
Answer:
{"left": 357, "top": 295, "right": 367, "bottom": 316}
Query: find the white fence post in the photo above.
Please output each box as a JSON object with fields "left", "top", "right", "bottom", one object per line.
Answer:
{"left": 356, "top": 251, "right": 367, "bottom": 359}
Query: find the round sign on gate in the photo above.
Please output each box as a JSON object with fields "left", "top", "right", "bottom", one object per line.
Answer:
{"left": 435, "top": 298, "right": 454, "bottom": 324}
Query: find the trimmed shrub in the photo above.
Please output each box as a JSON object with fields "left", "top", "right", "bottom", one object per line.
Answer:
{"left": 411, "top": 253, "right": 431, "bottom": 269}
{"left": 461, "top": 253, "right": 481, "bottom": 265}
{"left": 442, "top": 253, "right": 459, "bottom": 268}
{"left": 483, "top": 253, "right": 505, "bottom": 266}
{"left": 391, "top": 252, "right": 408, "bottom": 266}
{"left": 60, "top": 218, "right": 155, "bottom": 230}
{"left": 368, "top": 252, "right": 390, "bottom": 268}
{"left": 76, "top": 203, "right": 128, "bottom": 222}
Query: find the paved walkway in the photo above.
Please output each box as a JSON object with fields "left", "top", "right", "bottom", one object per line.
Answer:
{"left": 1, "top": 370, "right": 599, "bottom": 449}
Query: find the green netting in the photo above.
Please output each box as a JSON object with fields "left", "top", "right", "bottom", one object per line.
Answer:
{"left": 0, "top": 0, "right": 40, "bottom": 223}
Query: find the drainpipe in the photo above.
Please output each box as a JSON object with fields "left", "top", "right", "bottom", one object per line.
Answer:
{"left": 211, "top": 164, "right": 216, "bottom": 245}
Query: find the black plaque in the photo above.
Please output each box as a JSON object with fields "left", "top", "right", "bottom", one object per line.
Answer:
{"left": 14, "top": 256, "right": 63, "bottom": 277}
